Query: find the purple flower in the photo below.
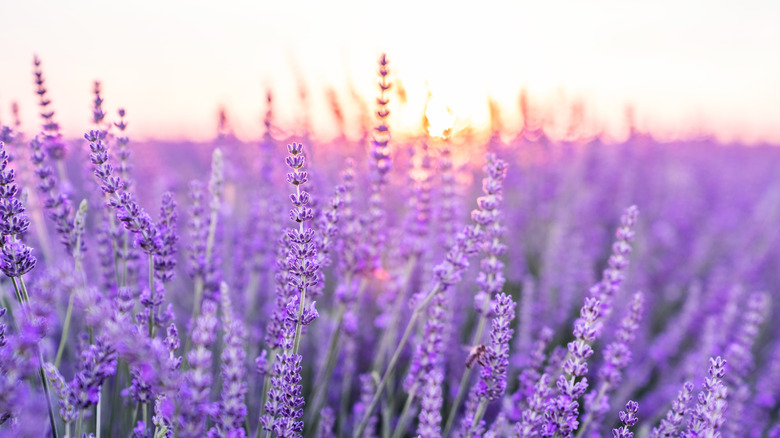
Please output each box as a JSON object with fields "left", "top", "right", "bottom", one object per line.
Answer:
{"left": 684, "top": 356, "right": 728, "bottom": 437}
{"left": 32, "top": 55, "right": 67, "bottom": 160}
{"left": 650, "top": 382, "right": 694, "bottom": 438}
{"left": 210, "top": 283, "right": 248, "bottom": 437}
{"left": 69, "top": 337, "right": 118, "bottom": 409}
{"left": 29, "top": 135, "right": 81, "bottom": 255}
{"left": 612, "top": 400, "right": 639, "bottom": 438}
{"left": 476, "top": 292, "right": 516, "bottom": 401}
{"left": 155, "top": 192, "right": 178, "bottom": 283}
{"left": 179, "top": 299, "right": 218, "bottom": 438}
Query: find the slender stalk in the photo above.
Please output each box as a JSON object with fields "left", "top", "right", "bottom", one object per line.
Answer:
{"left": 371, "top": 257, "right": 417, "bottom": 373}
{"left": 12, "top": 276, "right": 59, "bottom": 438}
{"left": 443, "top": 300, "right": 491, "bottom": 437}
{"left": 390, "top": 384, "right": 418, "bottom": 438}
{"left": 254, "top": 349, "right": 277, "bottom": 438}
{"left": 96, "top": 391, "right": 102, "bottom": 438}
{"left": 352, "top": 283, "right": 441, "bottom": 438}
{"left": 574, "top": 382, "right": 609, "bottom": 438}
{"left": 306, "top": 304, "right": 346, "bottom": 429}
{"left": 148, "top": 253, "right": 156, "bottom": 338}
{"left": 290, "top": 181, "right": 309, "bottom": 357}
{"left": 76, "top": 411, "right": 83, "bottom": 438}
{"left": 54, "top": 289, "right": 76, "bottom": 367}
{"left": 467, "top": 399, "right": 488, "bottom": 437}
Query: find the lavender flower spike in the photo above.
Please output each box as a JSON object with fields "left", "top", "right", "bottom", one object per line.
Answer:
{"left": 650, "top": 382, "right": 694, "bottom": 438}
{"left": 285, "top": 142, "right": 320, "bottom": 355}
{"left": 612, "top": 401, "right": 639, "bottom": 438}
{"left": 209, "top": 282, "right": 248, "bottom": 437}
{"left": 684, "top": 356, "right": 728, "bottom": 437}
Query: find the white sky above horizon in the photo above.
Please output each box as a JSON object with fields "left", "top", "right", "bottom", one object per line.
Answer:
{"left": 1, "top": 0, "right": 779, "bottom": 144}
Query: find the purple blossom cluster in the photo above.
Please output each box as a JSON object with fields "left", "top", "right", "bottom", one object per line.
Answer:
{"left": 1, "top": 53, "right": 779, "bottom": 438}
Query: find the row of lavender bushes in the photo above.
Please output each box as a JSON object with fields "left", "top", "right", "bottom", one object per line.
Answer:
{"left": 0, "top": 54, "right": 779, "bottom": 438}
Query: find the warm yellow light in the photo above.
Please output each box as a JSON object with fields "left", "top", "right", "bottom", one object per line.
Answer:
{"left": 424, "top": 97, "right": 456, "bottom": 139}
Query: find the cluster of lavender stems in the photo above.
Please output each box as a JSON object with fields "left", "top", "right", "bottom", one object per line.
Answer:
{"left": 1, "top": 53, "right": 780, "bottom": 438}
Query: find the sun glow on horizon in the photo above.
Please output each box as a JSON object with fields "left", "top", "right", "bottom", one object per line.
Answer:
{"left": 424, "top": 97, "right": 456, "bottom": 139}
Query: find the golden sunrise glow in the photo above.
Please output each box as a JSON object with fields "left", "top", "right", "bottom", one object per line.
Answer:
{"left": 424, "top": 97, "right": 456, "bottom": 139}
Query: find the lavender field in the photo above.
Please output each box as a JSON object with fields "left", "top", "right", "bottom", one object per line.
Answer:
{"left": 0, "top": 53, "right": 779, "bottom": 438}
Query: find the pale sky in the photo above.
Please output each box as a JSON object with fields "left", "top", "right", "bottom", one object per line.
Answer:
{"left": 1, "top": 0, "right": 779, "bottom": 143}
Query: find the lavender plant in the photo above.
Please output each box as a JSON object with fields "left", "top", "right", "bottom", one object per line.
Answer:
{"left": 1, "top": 54, "right": 779, "bottom": 438}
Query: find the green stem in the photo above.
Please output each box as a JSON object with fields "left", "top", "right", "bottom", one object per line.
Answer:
{"left": 390, "top": 384, "right": 418, "bottom": 438}
{"left": 371, "top": 257, "right": 417, "bottom": 374}
{"left": 148, "top": 253, "right": 155, "bottom": 338}
{"left": 12, "top": 276, "right": 59, "bottom": 438}
{"left": 574, "top": 382, "right": 609, "bottom": 438}
{"left": 54, "top": 288, "right": 76, "bottom": 367}
{"left": 306, "top": 304, "right": 346, "bottom": 430}
{"left": 352, "top": 283, "right": 441, "bottom": 438}
{"left": 96, "top": 390, "right": 102, "bottom": 438}
{"left": 254, "top": 350, "right": 277, "bottom": 438}
{"left": 76, "top": 411, "right": 83, "bottom": 438}
{"left": 467, "top": 399, "right": 488, "bottom": 437}
{"left": 443, "top": 308, "right": 490, "bottom": 437}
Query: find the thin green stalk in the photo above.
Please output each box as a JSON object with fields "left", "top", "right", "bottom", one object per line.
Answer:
{"left": 338, "top": 343, "right": 354, "bottom": 438}
{"left": 76, "top": 411, "right": 83, "bottom": 438}
{"left": 143, "top": 402, "right": 148, "bottom": 433}
{"left": 352, "top": 283, "right": 441, "bottom": 438}
{"left": 254, "top": 350, "right": 277, "bottom": 438}
{"left": 390, "top": 384, "right": 418, "bottom": 438}
{"left": 12, "top": 276, "right": 59, "bottom": 438}
{"left": 306, "top": 304, "right": 346, "bottom": 429}
{"left": 148, "top": 253, "right": 155, "bottom": 338}
{"left": 574, "top": 382, "right": 609, "bottom": 438}
{"left": 443, "top": 301, "right": 491, "bottom": 437}
{"left": 467, "top": 399, "right": 488, "bottom": 437}
{"left": 107, "top": 360, "right": 125, "bottom": 436}
{"left": 96, "top": 390, "right": 102, "bottom": 438}
{"left": 370, "top": 257, "right": 417, "bottom": 374}
{"left": 54, "top": 289, "right": 76, "bottom": 367}
{"left": 292, "top": 287, "right": 307, "bottom": 355}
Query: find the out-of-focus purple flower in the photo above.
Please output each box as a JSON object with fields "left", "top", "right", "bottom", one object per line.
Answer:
{"left": 178, "top": 299, "right": 218, "bottom": 438}
{"left": 42, "top": 363, "right": 78, "bottom": 424}
{"left": 589, "top": 205, "right": 639, "bottom": 330}
{"left": 515, "top": 374, "right": 552, "bottom": 438}
{"left": 69, "top": 337, "right": 117, "bottom": 409}
{"left": 510, "top": 327, "right": 554, "bottom": 420}
{"left": 352, "top": 374, "right": 378, "bottom": 438}
{"left": 363, "top": 54, "right": 392, "bottom": 271}
{"left": 28, "top": 135, "right": 82, "bottom": 255}
{"left": 155, "top": 192, "right": 178, "bottom": 283}
{"left": 417, "top": 367, "right": 444, "bottom": 438}
{"left": 210, "top": 283, "right": 248, "bottom": 437}
{"left": 473, "top": 154, "right": 508, "bottom": 314}
{"left": 650, "top": 381, "right": 694, "bottom": 438}
{"left": 262, "top": 352, "right": 305, "bottom": 438}
{"left": 187, "top": 180, "right": 208, "bottom": 280}
{"left": 724, "top": 292, "right": 769, "bottom": 437}
{"left": 612, "top": 400, "right": 639, "bottom": 438}
{"left": 91, "top": 81, "right": 106, "bottom": 127}
{"left": 581, "top": 292, "right": 645, "bottom": 435}
{"left": 319, "top": 406, "right": 336, "bottom": 438}
{"left": 684, "top": 356, "right": 728, "bottom": 437}
{"left": 32, "top": 55, "right": 67, "bottom": 160}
